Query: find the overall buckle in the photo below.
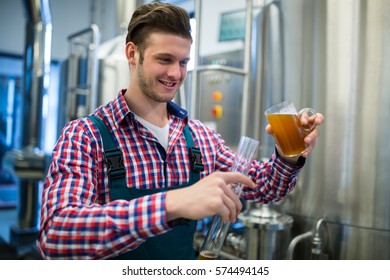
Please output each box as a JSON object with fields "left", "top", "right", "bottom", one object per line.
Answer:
{"left": 189, "top": 147, "right": 204, "bottom": 172}
{"left": 104, "top": 149, "right": 125, "bottom": 179}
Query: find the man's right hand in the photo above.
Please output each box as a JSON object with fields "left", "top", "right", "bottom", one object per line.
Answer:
{"left": 165, "top": 171, "right": 256, "bottom": 223}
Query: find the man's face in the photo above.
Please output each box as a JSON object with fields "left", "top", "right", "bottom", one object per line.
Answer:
{"left": 135, "top": 33, "right": 192, "bottom": 103}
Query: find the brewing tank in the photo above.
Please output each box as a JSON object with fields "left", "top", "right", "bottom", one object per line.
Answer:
{"left": 186, "top": 0, "right": 390, "bottom": 259}
{"left": 253, "top": 0, "right": 390, "bottom": 259}
{"left": 238, "top": 202, "right": 293, "bottom": 260}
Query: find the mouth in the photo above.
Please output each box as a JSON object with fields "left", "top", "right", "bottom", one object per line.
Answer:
{"left": 159, "top": 79, "right": 177, "bottom": 89}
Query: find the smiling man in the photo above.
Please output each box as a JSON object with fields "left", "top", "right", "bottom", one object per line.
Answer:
{"left": 37, "top": 2, "right": 324, "bottom": 260}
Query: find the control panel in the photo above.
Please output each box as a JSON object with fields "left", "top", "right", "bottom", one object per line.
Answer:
{"left": 197, "top": 70, "right": 244, "bottom": 147}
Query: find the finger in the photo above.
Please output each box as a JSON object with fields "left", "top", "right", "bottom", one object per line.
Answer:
{"left": 302, "top": 145, "right": 314, "bottom": 157}
{"left": 304, "top": 112, "right": 324, "bottom": 126}
{"left": 221, "top": 194, "right": 240, "bottom": 222}
{"left": 300, "top": 113, "right": 317, "bottom": 127}
{"left": 302, "top": 136, "right": 317, "bottom": 157}
{"left": 314, "top": 113, "right": 325, "bottom": 125}
{"left": 218, "top": 204, "right": 230, "bottom": 223}
{"left": 217, "top": 181, "right": 243, "bottom": 215}
{"left": 265, "top": 124, "right": 273, "bottom": 134}
{"left": 222, "top": 172, "right": 256, "bottom": 189}
{"left": 305, "top": 128, "right": 320, "bottom": 144}
{"left": 226, "top": 185, "right": 243, "bottom": 213}
{"left": 299, "top": 112, "right": 310, "bottom": 123}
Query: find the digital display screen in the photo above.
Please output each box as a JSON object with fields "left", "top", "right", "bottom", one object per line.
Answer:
{"left": 218, "top": 9, "right": 246, "bottom": 42}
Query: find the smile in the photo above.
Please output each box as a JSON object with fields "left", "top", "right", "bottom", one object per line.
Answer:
{"left": 159, "top": 80, "right": 176, "bottom": 87}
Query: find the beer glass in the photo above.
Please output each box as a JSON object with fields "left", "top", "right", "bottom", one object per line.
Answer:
{"left": 198, "top": 136, "right": 259, "bottom": 260}
{"left": 265, "top": 101, "right": 317, "bottom": 157}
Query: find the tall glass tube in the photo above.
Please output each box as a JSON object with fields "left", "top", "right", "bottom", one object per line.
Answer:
{"left": 198, "top": 136, "right": 259, "bottom": 260}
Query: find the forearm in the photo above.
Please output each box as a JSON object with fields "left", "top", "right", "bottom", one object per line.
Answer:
{"left": 241, "top": 152, "right": 303, "bottom": 203}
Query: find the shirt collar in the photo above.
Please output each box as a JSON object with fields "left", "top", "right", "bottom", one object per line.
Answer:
{"left": 113, "top": 89, "right": 189, "bottom": 124}
{"left": 167, "top": 100, "right": 188, "bottom": 119}
{"left": 113, "top": 89, "right": 132, "bottom": 125}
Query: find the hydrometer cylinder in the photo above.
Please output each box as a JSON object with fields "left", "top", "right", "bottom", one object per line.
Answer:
{"left": 198, "top": 136, "right": 259, "bottom": 260}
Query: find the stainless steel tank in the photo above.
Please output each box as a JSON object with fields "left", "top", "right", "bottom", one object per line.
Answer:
{"left": 189, "top": 0, "right": 390, "bottom": 259}
{"left": 252, "top": 0, "right": 390, "bottom": 259}
{"left": 239, "top": 202, "right": 293, "bottom": 259}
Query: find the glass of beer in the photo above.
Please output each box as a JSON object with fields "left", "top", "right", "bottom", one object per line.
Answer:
{"left": 198, "top": 136, "right": 259, "bottom": 260}
{"left": 265, "top": 101, "right": 317, "bottom": 157}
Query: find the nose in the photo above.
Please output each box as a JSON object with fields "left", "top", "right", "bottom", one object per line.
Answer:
{"left": 167, "top": 63, "right": 183, "bottom": 80}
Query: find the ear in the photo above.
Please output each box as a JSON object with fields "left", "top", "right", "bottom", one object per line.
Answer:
{"left": 125, "top": 42, "right": 138, "bottom": 65}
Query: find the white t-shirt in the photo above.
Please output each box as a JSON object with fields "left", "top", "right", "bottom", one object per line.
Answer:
{"left": 134, "top": 114, "right": 169, "bottom": 151}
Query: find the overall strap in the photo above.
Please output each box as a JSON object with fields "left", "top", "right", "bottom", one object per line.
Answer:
{"left": 183, "top": 125, "right": 204, "bottom": 182}
{"left": 86, "top": 115, "right": 126, "bottom": 189}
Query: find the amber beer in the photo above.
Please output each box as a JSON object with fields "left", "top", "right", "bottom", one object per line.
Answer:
{"left": 266, "top": 113, "right": 307, "bottom": 157}
{"left": 198, "top": 250, "right": 218, "bottom": 260}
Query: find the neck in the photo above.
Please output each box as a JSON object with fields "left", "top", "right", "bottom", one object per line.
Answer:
{"left": 124, "top": 88, "right": 169, "bottom": 128}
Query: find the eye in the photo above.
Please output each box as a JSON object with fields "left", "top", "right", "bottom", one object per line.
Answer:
{"left": 180, "top": 59, "right": 190, "bottom": 67}
{"left": 158, "top": 57, "right": 172, "bottom": 64}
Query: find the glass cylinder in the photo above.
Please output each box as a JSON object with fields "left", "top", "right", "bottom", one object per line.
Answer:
{"left": 198, "top": 136, "right": 259, "bottom": 260}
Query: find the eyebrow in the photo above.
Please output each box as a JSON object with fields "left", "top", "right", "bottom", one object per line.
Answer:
{"left": 155, "top": 52, "right": 190, "bottom": 61}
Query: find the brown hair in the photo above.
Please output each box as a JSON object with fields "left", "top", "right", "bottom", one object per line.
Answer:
{"left": 126, "top": 2, "right": 192, "bottom": 55}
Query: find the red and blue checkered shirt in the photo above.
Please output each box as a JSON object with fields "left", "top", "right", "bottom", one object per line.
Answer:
{"left": 37, "top": 90, "right": 302, "bottom": 259}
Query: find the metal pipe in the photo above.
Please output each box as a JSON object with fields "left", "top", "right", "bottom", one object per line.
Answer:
{"left": 253, "top": 0, "right": 285, "bottom": 141}
{"left": 225, "top": 232, "right": 246, "bottom": 255}
{"left": 286, "top": 218, "right": 327, "bottom": 260}
{"left": 21, "top": 0, "right": 52, "bottom": 148}
{"left": 6, "top": 0, "right": 52, "bottom": 234}
{"left": 66, "top": 24, "right": 100, "bottom": 121}
{"left": 311, "top": 218, "right": 327, "bottom": 259}
{"left": 190, "top": 0, "right": 201, "bottom": 119}
{"left": 240, "top": 0, "right": 253, "bottom": 136}
{"left": 286, "top": 231, "right": 312, "bottom": 260}
{"left": 86, "top": 24, "right": 100, "bottom": 115}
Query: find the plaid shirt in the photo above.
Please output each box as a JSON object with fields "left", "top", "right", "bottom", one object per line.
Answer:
{"left": 37, "top": 90, "right": 302, "bottom": 259}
